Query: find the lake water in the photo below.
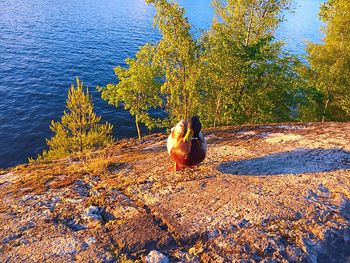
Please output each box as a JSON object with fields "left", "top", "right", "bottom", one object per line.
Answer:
{"left": 0, "top": 0, "right": 325, "bottom": 168}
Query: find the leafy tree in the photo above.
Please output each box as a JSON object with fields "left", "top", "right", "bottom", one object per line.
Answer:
{"left": 293, "top": 79, "right": 326, "bottom": 122}
{"left": 36, "top": 77, "right": 113, "bottom": 161}
{"left": 98, "top": 44, "right": 162, "bottom": 142}
{"left": 306, "top": 0, "right": 350, "bottom": 121}
{"left": 197, "top": 0, "right": 302, "bottom": 126}
{"left": 146, "top": 0, "right": 200, "bottom": 125}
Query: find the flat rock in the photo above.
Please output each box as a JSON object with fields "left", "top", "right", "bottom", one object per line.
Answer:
{"left": 0, "top": 122, "right": 349, "bottom": 262}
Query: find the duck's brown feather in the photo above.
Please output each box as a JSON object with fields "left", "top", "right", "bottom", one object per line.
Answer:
{"left": 170, "top": 138, "right": 206, "bottom": 167}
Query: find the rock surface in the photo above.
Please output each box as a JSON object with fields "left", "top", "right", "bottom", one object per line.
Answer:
{"left": 0, "top": 122, "right": 349, "bottom": 262}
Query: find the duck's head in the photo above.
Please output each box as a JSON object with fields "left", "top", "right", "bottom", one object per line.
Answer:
{"left": 183, "top": 116, "right": 202, "bottom": 142}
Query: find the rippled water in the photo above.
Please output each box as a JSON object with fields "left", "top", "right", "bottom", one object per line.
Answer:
{"left": 0, "top": 0, "right": 325, "bottom": 168}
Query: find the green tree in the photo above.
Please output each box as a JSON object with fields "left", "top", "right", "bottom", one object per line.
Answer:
{"left": 98, "top": 44, "right": 162, "bottom": 142}
{"left": 146, "top": 0, "right": 200, "bottom": 125}
{"left": 306, "top": 0, "right": 350, "bottom": 121}
{"left": 197, "top": 0, "right": 301, "bottom": 126}
{"left": 36, "top": 77, "right": 113, "bottom": 161}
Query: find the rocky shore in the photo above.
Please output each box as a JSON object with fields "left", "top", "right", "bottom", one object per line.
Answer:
{"left": 0, "top": 122, "right": 349, "bottom": 262}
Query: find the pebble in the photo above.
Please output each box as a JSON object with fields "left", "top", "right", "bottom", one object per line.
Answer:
{"left": 83, "top": 206, "right": 102, "bottom": 221}
{"left": 145, "top": 250, "right": 169, "bottom": 263}
{"left": 85, "top": 237, "right": 97, "bottom": 245}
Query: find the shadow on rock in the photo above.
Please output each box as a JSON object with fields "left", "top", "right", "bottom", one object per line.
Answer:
{"left": 218, "top": 148, "right": 350, "bottom": 176}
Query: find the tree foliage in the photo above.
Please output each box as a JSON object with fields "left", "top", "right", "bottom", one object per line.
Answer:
{"left": 98, "top": 44, "right": 162, "bottom": 142}
{"left": 97, "top": 0, "right": 349, "bottom": 143}
{"left": 36, "top": 77, "right": 113, "bottom": 161}
{"left": 146, "top": 0, "right": 201, "bottom": 125}
{"left": 306, "top": 0, "right": 350, "bottom": 121}
{"left": 196, "top": 0, "right": 302, "bottom": 127}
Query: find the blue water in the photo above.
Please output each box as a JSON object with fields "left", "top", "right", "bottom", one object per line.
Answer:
{"left": 0, "top": 0, "right": 325, "bottom": 168}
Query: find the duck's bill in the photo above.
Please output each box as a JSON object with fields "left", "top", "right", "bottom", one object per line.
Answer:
{"left": 183, "top": 128, "right": 194, "bottom": 142}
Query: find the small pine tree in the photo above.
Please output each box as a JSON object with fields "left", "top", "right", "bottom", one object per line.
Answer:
{"left": 36, "top": 77, "right": 113, "bottom": 161}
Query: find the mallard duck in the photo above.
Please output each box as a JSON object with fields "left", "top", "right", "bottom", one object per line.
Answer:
{"left": 167, "top": 116, "right": 207, "bottom": 171}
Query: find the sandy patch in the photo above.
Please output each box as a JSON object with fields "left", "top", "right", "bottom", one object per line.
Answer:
{"left": 265, "top": 133, "right": 302, "bottom": 144}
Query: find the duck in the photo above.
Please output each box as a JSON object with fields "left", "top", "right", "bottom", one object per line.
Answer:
{"left": 167, "top": 116, "right": 207, "bottom": 171}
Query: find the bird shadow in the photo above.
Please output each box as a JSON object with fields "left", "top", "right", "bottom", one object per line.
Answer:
{"left": 218, "top": 148, "right": 350, "bottom": 176}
